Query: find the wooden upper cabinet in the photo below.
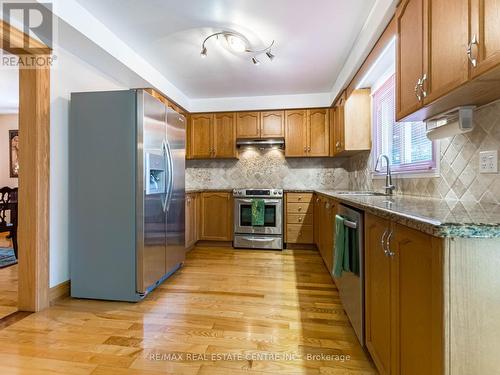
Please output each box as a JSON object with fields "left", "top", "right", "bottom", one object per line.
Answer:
{"left": 260, "top": 111, "right": 285, "bottom": 138}
{"left": 397, "top": 0, "right": 425, "bottom": 120}
{"left": 331, "top": 90, "right": 370, "bottom": 157}
{"left": 365, "top": 214, "right": 392, "bottom": 375}
{"left": 199, "top": 192, "right": 232, "bottom": 241}
{"left": 285, "top": 110, "right": 308, "bottom": 157}
{"left": 391, "top": 224, "right": 443, "bottom": 375}
{"left": 331, "top": 94, "right": 345, "bottom": 156}
{"left": 214, "top": 113, "right": 236, "bottom": 158}
{"left": 236, "top": 112, "right": 260, "bottom": 139}
{"left": 470, "top": 0, "right": 500, "bottom": 78}
{"left": 424, "top": 0, "right": 469, "bottom": 104}
{"left": 307, "top": 109, "right": 330, "bottom": 157}
{"left": 190, "top": 114, "right": 213, "bottom": 159}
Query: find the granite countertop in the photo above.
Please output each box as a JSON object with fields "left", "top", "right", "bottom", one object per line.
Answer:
{"left": 316, "top": 190, "right": 500, "bottom": 239}
{"left": 186, "top": 188, "right": 233, "bottom": 193}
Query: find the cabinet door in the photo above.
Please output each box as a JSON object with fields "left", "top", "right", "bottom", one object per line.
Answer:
{"left": 185, "top": 194, "right": 197, "bottom": 248}
{"left": 190, "top": 114, "right": 213, "bottom": 159}
{"left": 260, "top": 111, "right": 284, "bottom": 138}
{"left": 199, "top": 192, "right": 232, "bottom": 241}
{"left": 284, "top": 110, "right": 307, "bottom": 157}
{"left": 470, "top": 0, "right": 500, "bottom": 78}
{"left": 391, "top": 224, "right": 443, "bottom": 375}
{"left": 236, "top": 112, "right": 260, "bottom": 139}
{"left": 424, "top": 0, "right": 469, "bottom": 103}
{"left": 214, "top": 113, "right": 236, "bottom": 158}
{"left": 331, "top": 96, "right": 345, "bottom": 156}
{"left": 314, "top": 195, "right": 321, "bottom": 247}
{"left": 365, "top": 214, "right": 392, "bottom": 375}
{"left": 307, "top": 109, "right": 330, "bottom": 157}
{"left": 323, "top": 199, "right": 335, "bottom": 273}
{"left": 397, "top": 0, "right": 425, "bottom": 120}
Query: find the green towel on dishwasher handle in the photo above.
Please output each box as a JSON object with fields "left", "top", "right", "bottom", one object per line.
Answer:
{"left": 251, "top": 199, "right": 265, "bottom": 226}
{"left": 333, "top": 215, "right": 351, "bottom": 277}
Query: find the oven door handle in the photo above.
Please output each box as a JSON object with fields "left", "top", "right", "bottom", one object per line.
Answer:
{"left": 240, "top": 237, "right": 278, "bottom": 242}
{"left": 236, "top": 199, "right": 281, "bottom": 204}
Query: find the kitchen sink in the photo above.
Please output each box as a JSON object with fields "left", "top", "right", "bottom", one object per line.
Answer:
{"left": 335, "top": 191, "right": 388, "bottom": 197}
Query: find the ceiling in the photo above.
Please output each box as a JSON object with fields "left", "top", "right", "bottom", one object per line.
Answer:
{"left": 75, "top": 0, "right": 377, "bottom": 99}
{"left": 0, "top": 64, "right": 19, "bottom": 114}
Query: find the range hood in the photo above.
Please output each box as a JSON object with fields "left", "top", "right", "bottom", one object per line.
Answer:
{"left": 236, "top": 138, "right": 285, "bottom": 149}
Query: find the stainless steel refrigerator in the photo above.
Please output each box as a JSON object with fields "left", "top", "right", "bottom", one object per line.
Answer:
{"left": 69, "top": 89, "right": 185, "bottom": 301}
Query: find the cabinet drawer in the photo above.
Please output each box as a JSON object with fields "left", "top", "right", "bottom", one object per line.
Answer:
{"left": 287, "top": 202, "right": 313, "bottom": 214}
{"left": 287, "top": 224, "right": 313, "bottom": 244}
{"left": 287, "top": 193, "right": 313, "bottom": 203}
{"left": 287, "top": 213, "right": 313, "bottom": 225}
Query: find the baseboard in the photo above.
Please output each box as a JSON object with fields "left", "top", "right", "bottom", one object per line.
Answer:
{"left": 49, "top": 280, "right": 70, "bottom": 305}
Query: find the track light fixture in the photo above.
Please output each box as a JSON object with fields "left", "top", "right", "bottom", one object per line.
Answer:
{"left": 200, "top": 31, "right": 275, "bottom": 66}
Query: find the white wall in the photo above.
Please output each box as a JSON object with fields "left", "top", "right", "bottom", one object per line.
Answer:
{"left": 0, "top": 114, "right": 19, "bottom": 188}
{"left": 50, "top": 46, "right": 125, "bottom": 287}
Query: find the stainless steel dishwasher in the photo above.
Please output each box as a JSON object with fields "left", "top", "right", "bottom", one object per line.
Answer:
{"left": 334, "top": 203, "right": 365, "bottom": 346}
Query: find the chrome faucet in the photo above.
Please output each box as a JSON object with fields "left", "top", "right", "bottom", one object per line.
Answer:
{"left": 375, "top": 154, "right": 396, "bottom": 195}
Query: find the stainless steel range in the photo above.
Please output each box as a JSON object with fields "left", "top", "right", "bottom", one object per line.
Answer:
{"left": 233, "top": 189, "right": 283, "bottom": 250}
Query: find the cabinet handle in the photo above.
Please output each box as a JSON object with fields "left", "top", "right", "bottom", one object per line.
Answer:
{"left": 420, "top": 74, "right": 427, "bottom": 98}
{"left": 304, "top": 146, "right": 307, "bottom": 152}
{"left": 298, "top": 217, "right": 302, "bottom": 222}
{"left": 336, "top": 141, "right": 341, "bottom": 149}
{"left": 385, "top": 230, "right": 395, "bottom": 257}
{"left": 298, "top": 207, "right": 302, "bottom": 212}
{"left": 467, "top": 34, "right": 478, "bottom": 67}
{"left": 381, "top": 228, "right": 389, "bottom": 253}
{"left": 415, "top": 79, "right": 422, "bottom": 102}
{"left": 298, "top": 196, "right": 302, "bottom": 200}
{"left": 308, "top": 147, "right": 311, "bottom": 152}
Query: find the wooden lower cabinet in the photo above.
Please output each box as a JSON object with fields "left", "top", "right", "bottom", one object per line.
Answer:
{"left": 365, "top": 213, "right": 443, "bottom": 375}
{"left": 185, "top": 193, "right": 198, "bottom": 249}
{"left": 199, "top": 192, "right": 233, "bottom": 241}
{"left": 315, "top": 195, "right": 337, "bottom": 273}
{"left": 365, "top": 214, "right": 392, "bottom": 375}
{"left": 285, "top": 193, "right": 314, "bottom": 244}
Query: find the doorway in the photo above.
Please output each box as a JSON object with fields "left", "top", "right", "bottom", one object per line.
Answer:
{"left": 0, "top": 60, "right": 19, "bottom": 318}
{"left": 0, "top": 20, "right": 50, "bottom": 312}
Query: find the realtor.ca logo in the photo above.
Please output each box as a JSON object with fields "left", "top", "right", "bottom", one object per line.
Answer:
{"left": 1, "top": 1, "right": 57, "bottom": 68}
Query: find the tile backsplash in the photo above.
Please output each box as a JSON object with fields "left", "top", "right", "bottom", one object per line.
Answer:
{"left": 347, "top": 100, "right": 500, "bottom": 204}
{"left": 187, "top": 100, "right": 500, "bottom": 202}
{"left": 186, "top": 149, "right": 350, "bottom": 190}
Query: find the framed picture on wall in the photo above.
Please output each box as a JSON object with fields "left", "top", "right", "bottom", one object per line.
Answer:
{"left": 9, "top": 130, "right": 19, "bottom": 178}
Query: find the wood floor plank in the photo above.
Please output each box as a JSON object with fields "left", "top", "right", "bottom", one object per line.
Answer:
{"left": 0, "top": 247, "right": 375, "bottom": 374}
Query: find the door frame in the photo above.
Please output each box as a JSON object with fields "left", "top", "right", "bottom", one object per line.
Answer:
{"left": 1, "top": 21, "right": 51, "bottom": 311}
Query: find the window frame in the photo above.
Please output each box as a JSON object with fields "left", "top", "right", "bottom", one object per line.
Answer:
{"left": 371, "top": 74, "right": 439, "bottom": 177}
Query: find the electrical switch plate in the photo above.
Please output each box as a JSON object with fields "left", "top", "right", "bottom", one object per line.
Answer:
{"left": 479, "top": 150, "right": 498, "bottom": 174}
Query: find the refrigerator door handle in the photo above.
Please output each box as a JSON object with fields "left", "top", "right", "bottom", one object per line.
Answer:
{"left": 161, "top": 141, "right": 169, "bottom": 212}
{"left": 164, "top": 139, "right": 174, "bottom": 212}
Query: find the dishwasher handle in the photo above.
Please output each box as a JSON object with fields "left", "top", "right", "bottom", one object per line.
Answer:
{"left": 342, "top": 219, "right": 358, "bottom": 229}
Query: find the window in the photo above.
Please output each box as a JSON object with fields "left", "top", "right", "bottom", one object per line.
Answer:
{"left": 372, "top": 75, "right": 437, "bottom": 175}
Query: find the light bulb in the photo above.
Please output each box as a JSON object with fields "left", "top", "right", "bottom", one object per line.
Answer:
{"left": 200, "top": 46, "right": 207, "bottom": 58}
{"left": 252, "top": 57, "right": 260, "bottom": 65}
{"left": 266, "top": 51, "right": 275, "bottom": 61}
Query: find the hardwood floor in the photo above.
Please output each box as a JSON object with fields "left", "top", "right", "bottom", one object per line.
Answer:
{"left": 0, "top": 247, "right": 376, "bottom": 374}
{"left": 0, "top": 233, "right": 18, "bottom": 319}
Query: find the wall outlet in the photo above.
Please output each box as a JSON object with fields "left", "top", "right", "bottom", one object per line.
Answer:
{"left": 479, "top": 150, "right": 498, "bottom": 174}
